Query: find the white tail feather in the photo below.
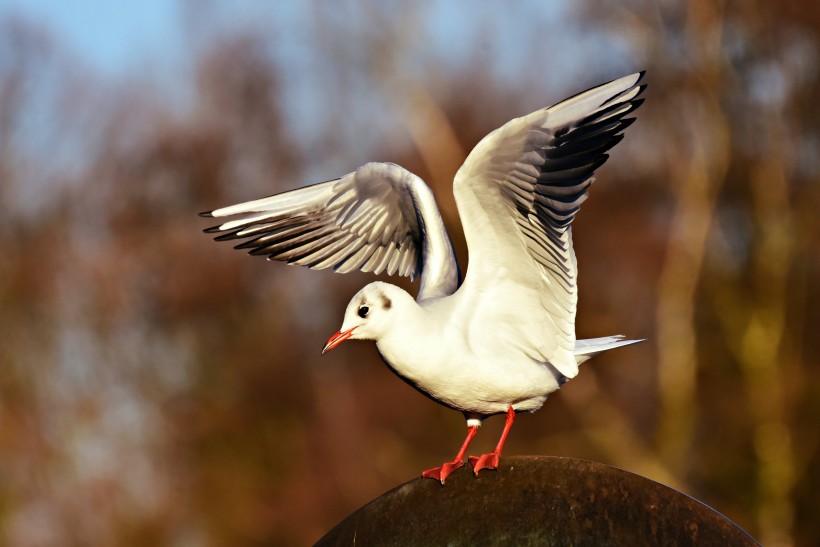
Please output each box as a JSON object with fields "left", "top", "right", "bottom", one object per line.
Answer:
{"left": 574, "top": 335, "right": 644, "bottom": 365}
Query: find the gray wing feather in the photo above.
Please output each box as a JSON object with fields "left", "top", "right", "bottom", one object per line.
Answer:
{"left": 203, "top": 163, "right": 421, "bottom": 278}
{"left": 203, "top": 162, "right": 460, "bottom": 299}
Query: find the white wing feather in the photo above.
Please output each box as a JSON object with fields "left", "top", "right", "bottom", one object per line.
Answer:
{"left": 452, "top": 72, "right": 645, "bottom": 378}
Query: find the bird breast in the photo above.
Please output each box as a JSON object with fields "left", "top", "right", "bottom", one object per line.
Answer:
{"left": 374, "top": 311, "right": 561, "bottom": 416}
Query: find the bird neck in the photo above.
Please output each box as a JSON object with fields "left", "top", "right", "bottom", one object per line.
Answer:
{"left": 375, "top": 300, "right": 445, "bottom": 382}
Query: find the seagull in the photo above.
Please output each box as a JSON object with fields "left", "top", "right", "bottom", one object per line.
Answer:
{"left": 202, "top": 72, "right": 646, "bottom": 484}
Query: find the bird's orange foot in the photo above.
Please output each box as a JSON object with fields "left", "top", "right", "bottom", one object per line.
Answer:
{"left": 422, "top": 459, "right": 464, "bottom": 484}
{"left": 468, "top": 452, "right": 500, "bottom": 475}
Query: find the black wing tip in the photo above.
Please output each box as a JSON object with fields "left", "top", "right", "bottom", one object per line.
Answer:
{"left": 203, "top": 225, "right": 223, "bottom": 234}
{"left": 631, "top": 71, "right": 647, "bottom": 89}
{"left": 608, "top": 134, "right": 625, "bottom": 150}
{"left": 199, "top": 210, "right": 215, "bottom": 218}
{"left": 605, "top": 80, "right": 648, "bottom": 108}
{"left": 234, "top": 239, "right": 259, "bottom": 250}
{"left": 248, "top": 247, "right": 271, "bottom": 256}
{"left": 602, "top": 69, "right": 646, "bottom": 89}
{"left": 618, "top": 118, "right": 636, "bottom": 132}
{"left": 562, "top": 71, "right": 647, "bottom": 108}
{"left": 214, "top": 231, "right": 241, "bottom": 242}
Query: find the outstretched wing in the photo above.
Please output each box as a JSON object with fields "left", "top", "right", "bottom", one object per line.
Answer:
{"left": 202, "top": 162, "right": 459, "bottom": 300}
{"left": 453, "top": 72, "right": 645, "bottom": 378}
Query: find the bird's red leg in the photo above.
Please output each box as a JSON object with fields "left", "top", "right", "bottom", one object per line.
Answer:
{"left": 469, "top": 405, "right": 515, "bottom": 475}
{"left": 422, "top": 425, "right": 478, "bottom": 484}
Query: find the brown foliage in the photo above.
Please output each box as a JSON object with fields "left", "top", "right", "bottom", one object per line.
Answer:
{"left": 0, "top": 2, "right": 818, "bottom": 545}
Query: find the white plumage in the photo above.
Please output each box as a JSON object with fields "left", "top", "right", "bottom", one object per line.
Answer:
{"left": 203, "top": 72, "right": 646, "bottom": 482}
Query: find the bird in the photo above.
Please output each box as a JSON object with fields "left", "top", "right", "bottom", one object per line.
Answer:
{"left": 201, "top": 71, "right": 646, "bottom": 484}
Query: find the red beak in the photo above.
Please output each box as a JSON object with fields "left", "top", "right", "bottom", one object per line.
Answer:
{"left": 322, "top": 326, "right": 357, "bottom": 355}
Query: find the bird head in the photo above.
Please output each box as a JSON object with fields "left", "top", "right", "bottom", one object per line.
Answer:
{"left": 322, "top": 282, "right": 409, "bottom": 354}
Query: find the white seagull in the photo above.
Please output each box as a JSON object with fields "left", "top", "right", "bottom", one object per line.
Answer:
{"left": 202, "top": 72, "right": 646, "bottom": 483}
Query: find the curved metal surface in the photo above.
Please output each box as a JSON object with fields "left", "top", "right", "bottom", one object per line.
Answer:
{"left": 316, "top": 456, "right": 759, "bottom": 546}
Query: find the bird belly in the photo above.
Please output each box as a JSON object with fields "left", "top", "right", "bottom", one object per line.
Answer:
{"left": 426, "top": 358, "right": 559, "bottom": 415}
{"left": 378, "top": 341, "right": 561, "bottom": 416}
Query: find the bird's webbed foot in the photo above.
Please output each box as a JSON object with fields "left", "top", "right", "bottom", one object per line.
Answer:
{"left": 468, "top": 452, "right": 500, "bottom": 474}
{"left": 421, "top": 459, "right": 464, "bottom": 484}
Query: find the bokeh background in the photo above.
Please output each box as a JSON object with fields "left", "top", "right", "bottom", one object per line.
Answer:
{"left": 1, "top": 0, "right": 818, "bottom": 545}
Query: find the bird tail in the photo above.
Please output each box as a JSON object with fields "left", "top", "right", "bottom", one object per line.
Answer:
{"left": 574, "top": 335, "right": 643, "bottom": 365}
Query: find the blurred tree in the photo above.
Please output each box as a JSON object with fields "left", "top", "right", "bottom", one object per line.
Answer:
{"left": 0, "top": 1, "right": 818, "bottom": 545}
{"left": 578, "top": 1, "right": 820, "bottom": 546}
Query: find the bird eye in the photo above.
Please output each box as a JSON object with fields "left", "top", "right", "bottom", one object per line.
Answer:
{"left": 358, "top": 306, "right": 369, "bottom": 318}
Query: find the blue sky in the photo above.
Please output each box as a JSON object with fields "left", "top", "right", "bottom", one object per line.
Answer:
{"left": 0, "top": 1, "right": 590, "bottom": 79}
{"left": 0, "top": 0, "right": 641, "bottom": 183}
{"left": 1, "top": 0, "right": 182, "bottom": 75}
